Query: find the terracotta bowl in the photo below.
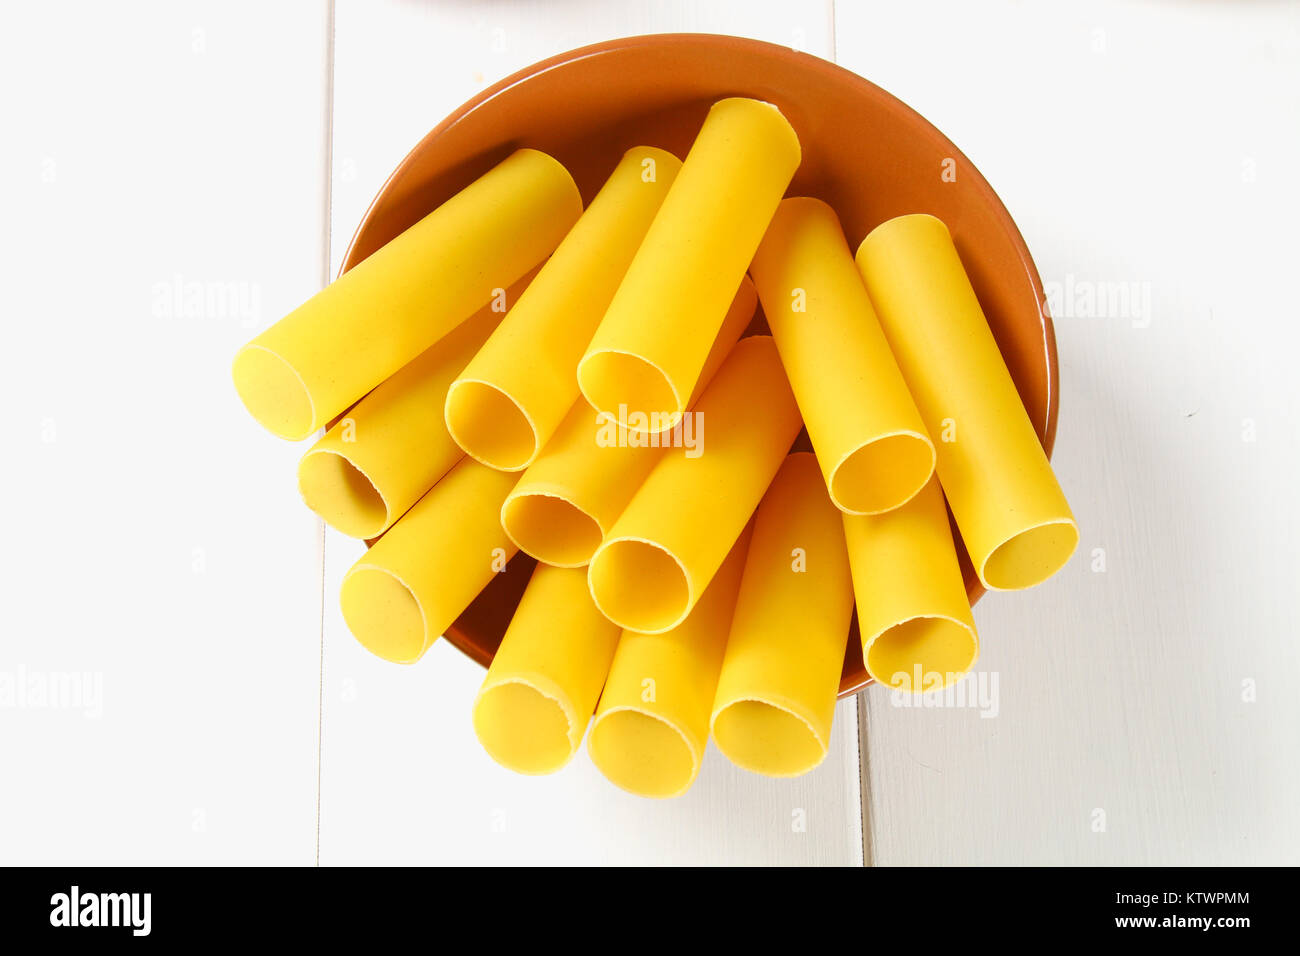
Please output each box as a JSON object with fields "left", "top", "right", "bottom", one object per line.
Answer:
{"left": 341, "top": 34, "right": 1059, "bottom": 698}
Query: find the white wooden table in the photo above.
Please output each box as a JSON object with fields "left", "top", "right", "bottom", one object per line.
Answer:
{"left": 2, "top": 0, "right": 1296, "bottom": 866}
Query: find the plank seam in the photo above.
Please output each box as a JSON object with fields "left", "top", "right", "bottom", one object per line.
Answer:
{"left": 314, "top": 0, "right": 337, "bottom": 870}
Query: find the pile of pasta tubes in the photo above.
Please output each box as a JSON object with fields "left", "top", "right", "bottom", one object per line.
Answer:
{"left": 233, "top": 97, "right": 1078, "bottom": 798}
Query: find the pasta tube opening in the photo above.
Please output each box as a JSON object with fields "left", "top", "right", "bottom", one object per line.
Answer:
{"left": 710, "top": 698, "right": 826, "bottom": 778}
{"left": 472, "top": 678, "right": 576, "bottom": 774}
{"left": 577, "top": 350, "right": 682, "bottom": 434}
{"left": 338, "top": 566, "right": 427, "bottom": 663}
{"left": 587, "top": 707, "right": 698, "bottom": 799}
{"left": 444, "top": 379, "right": 538, "bottom": 472}
{"left": 231, "top": 344, "right": 314, "bottom": 441}
{"left": 830, "top": 431, "right": 936, "bottom": 515}
{"left": 297, "top": 448, "right": 389, "bottom": 539}
{"left": 500, "top": 491, "right": 603, "bottom": 568}
{"left": 863, "top": 614, "right": 978, "bottom": 692}
{"left": 587, "top": 538, "right": 691, "bottom": 633}
{"left": 982, "top": 519, "right": 1080, "bottom": 591}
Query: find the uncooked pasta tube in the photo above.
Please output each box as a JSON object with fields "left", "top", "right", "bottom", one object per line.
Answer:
{"left": 578, "top": 98, "right": 800, "bottom": 433}
{"left": 499, "top": 400, "right": 663, "bottom": 568}
{"left": 855, "top": 214, "right": 1078, "bottom": 589}
{"left": 587, "top": 335, "right": 801, "bottom": 634}
{"left": 339, "top": 458, "right": 517, "bottom": 663}
{"left": 751, "top": 197, "right": 934, "bottom": 515}
{"left": 587, "top": 527, "right": 752, "bottom": 798}
{"left": 472, "top": 564, "right": 621, "bottom": 774}
{"left": 298, "top": 271, "right": 534, "bottom": 539}
{"left": 500, "top": 278, "right": 758, "bottom": 567}
{"left": 445, "top": 147, "right": 682, "bottom": 471}
{"left": 233, "top": 149, "right": 581, "bottom": 440}
{"left": 687, "top": 276, "right": 759, "bottom": 409}
{"left": 843, "top": 476, "right": 978, "bottom": 692}
{"left": 710, "top": 453, "right": 853, "bottom": 778}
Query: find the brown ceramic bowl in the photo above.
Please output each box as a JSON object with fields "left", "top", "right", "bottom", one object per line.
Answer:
{"left": 341, "top": 34, "right": 1059, "bottom": 698}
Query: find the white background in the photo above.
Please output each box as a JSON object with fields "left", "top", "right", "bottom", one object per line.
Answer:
{"left": 1, "top": 0, "right": 1296, "bottom": 866}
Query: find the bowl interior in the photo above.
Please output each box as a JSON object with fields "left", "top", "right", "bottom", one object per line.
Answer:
{"left": 342, "top": 34, "right": 1059, "bottom": 698}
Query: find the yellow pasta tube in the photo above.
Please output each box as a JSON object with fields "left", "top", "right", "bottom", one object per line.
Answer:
{"left": 587, "top": 335, "right": 801, "bottom": 634}
{"left": 445, "top": 147, "right": 682, "bottom": 471}
{"left": 499, "top": 400, "right": 662, "bottom": 568}
{"left": 339, "top": 458, "right": 517, "bottom": 663}
{"left": 750, "top": 197, "right": 935, "bottom": 515}
{"left": 587, "top": 527, "right": 752, "bottom": 798}
{"left": 710, "top": 453, "right": 853, "bottom": 778}
{"left": 843, "top": 476, "right": 979, "bottom": 693}
{"left": 298, "top": 271, "right": 534, "bottom": 539}
{"left": 500, "top": 277, "right": 758, "bottom": 567}
{"left": 687, "top": 275, "right": 760, "bottom": 409}
{"left": 855, "top": 214, "right": 1078, "bottom": 589}
{"left": 233, "top": 149, "right": 581, "bottom": 440}
{"left": 472, "top": 564, "right": 622, "bottom": 774}
{"left": 578, "top": 98, "right": 800, "bottom": 433}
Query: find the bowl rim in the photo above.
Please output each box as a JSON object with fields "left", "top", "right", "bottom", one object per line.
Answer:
{"left": 339, "top": 32, "right": 1061, "bottom": 698}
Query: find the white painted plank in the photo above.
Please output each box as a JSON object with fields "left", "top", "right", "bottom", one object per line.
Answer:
{"left": 328, "top": 0, "right": 835, "bottom": 276}
{"left": 0, "top": 0, "right": 330, "bottom": 863}
{"left": 836, "top": 0, "right": 1300, "bottom": 864}
{"left": 321, "top": 0, "right": 863, "bottom": 865}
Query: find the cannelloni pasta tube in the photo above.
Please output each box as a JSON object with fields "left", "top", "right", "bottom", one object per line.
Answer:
{"left": 587, "top": 527, "right": 752, "bottom": 798}
{"left": 578, "top": 98, "right": 800, "bottom": 433}
{"left": 586, "top": 335, "right": 801, "bottom": 634}
{"left": 445, "top": 147, "right": 682, "bottom": 470}
{"left": 751, "top": 198, "right": 934, "bottom": 515}
{"left": 472, "top": 564, "right": 621, "bottom": 774}
{"left": 298, "top": 271, "right": 534, "bottom": 539}
{"left": 233, "top": 149, "right": 581, "bottom": 440}
{"left": 710, "top": 453, "right": 853, "bottom": 777}
{"left": 500, "top": 278, "right": 758, "bottom": 567}
{"left": 855, "top": 214, "right": 1078, "bottom": 589}
{"left": 339, "top": 458, "right": 517, "bottom": 663}
{"left": 499, "top": 399, "right": 662, "bottom": 568}
{"left": 685, "top": 275, "right": 760, "bottom": 409}
{"left": 843, "top": 476, "right": 978, "bottom": 692}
